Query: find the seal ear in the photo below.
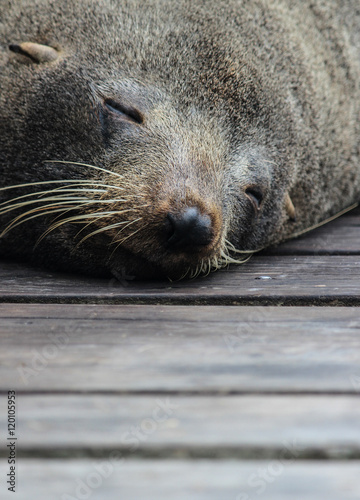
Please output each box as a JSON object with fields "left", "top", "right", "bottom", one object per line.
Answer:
{"left": 284, "top": 193, "right": 296, "bottom": 221}
{"left": 9, "top": 42, "right": 59, "bottom": 63}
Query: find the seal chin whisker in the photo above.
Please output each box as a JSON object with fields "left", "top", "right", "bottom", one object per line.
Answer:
{"left": 187, "top": 241, "right": 256, "bottom": 278}
{"left": 169, "top": 266, "right": 191, "bottom": 282}
{"left": 204, "top": 258, "right": 213, "bottom": 277}
{"left": 224, "top": 239, "right": 262, "bottom": 255}
{"left": 168, "top": 239, "right": 259, "bottom": 281}
{"left": 219, "top": 248, "right": 253, "bottom": 266}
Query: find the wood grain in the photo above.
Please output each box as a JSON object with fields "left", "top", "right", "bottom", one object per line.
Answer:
{"left": 1, "top": 460, "right": 360, "bottom": 500}
{"left": 1, "top": 304, "right": 359, "bottom": 393}
{"left": 0, "top": 394, "right": 359, "bottom": 458}
{"left": 266, "top": 208, "right": 360, "bottom": 255}
{"left": 1, "top": 255, "right": 360, "bottom": 304}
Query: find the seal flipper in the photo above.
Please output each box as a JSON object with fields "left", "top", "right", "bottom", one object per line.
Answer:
{"left": 9, "top": 42, "right": 59, "bottom": 64}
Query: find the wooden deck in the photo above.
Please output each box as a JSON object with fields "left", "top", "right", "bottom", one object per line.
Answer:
{"left": 1, "top": 207, "right": 360, "bottom": 499}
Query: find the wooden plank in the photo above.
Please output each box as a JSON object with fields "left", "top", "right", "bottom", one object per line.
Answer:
{"left": 266, "top": 208, "right": 360, "bottom": 255}
{"left": 1, "top": 256, "right": 360, "bottom": 304}
{"left": 1, "top": 460, "right": 359, "bottom": 500}
{"left": 0, "top": 395, "right": 359, "bottom": 458}
{"left": 1, "top": 305, "right": 359, "bottom": 392}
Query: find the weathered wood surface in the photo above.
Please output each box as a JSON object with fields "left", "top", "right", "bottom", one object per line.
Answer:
{"left": 1, "top": 208, "right": 360, "bottom": 499}
{"left": 266, "top": 207, "right": 360, "bottom": 255}
{"left": 1, "top": 304, "right": 359, "bottom": 393}
{"left": 1, "top": 460, "right": 360, "bottom": 500}
{"left": 0, "top": 394, "right": 359, "bottom": 458}
{"left": 1, "top": 255, "right": 360, "bottom": 305}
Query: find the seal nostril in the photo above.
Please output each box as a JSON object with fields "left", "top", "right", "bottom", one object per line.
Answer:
{"left": 165, "top": 207, "right": 214, "bottom": 251}
{"left": 104, "top": 98, "right": 144, "bottom": 124}
{"left": 245, "top": 186, "right": 264, "bottom": 212}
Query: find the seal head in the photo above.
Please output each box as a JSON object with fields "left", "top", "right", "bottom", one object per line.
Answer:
{"left": 1, "top": 0, "right": 360, "bottom": 279}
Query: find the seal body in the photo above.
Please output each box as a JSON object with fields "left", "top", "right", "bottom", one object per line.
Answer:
{"left": 1, "top": 0, "right": 360, "bottom": 279}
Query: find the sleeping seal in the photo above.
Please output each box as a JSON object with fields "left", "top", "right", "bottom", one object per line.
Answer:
{"left": 1, "top": 0, "right": 360, "bottom": 279}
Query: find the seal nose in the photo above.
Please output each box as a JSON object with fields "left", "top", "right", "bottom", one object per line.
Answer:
{"left": 165, "top": 207, "right": 213, "bottom": 251}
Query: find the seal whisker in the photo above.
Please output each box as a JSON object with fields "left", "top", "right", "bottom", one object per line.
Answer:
{"left": 220, "top": 247, "right": 253, "bottom": 266}
{"left": 0, "top": 184, "right": 132, "bottom": 208}
{"left": 0, "top": 197, "right": 94, "bottom": 218}
{"left": 110, "top": 221, "right": 145, "bottom": 257}
{"left": 191, "top": 262, "right": 204, "bottom": 279}
{"left": 1, "top": 199, "right": 90, "bottom": 222}
{"left": 0, "top": 206, "right": 82, "bottom": 237}
{"left": 224, "top": 239, "right": 261, "bottom": 255}
{"left": 194, "top": 263, "right": 202, "bottom": 279}
{"left": 204, "top": 258, "right": 213, "bottom": 277}
{"left": 44, "top": 181, "right": 137, "bottom": 194}
{"left": 46, "top": 208, "right": 116, "bottom": 230}
{"left": 0, "top": 179, "right": 107, "bottom": 194}
{"left": 38, "top": 181, "right": 135, "bottom": 194}
{"left": 169, "top": 266, "right": 191, "bottom": 282}
{"left": 49, "top": 208, "right": 141, "bottom": 229}
{"left": 76, "top": 213, "right": 144, "bottom": 246}
{"left": 0, "top": 195, "right": 135, "bottom": 220}
{"left": 1, "top": 198, "right": 134, "bottom": 236}
{"left": 34, "top": 185, "right": 107, "bottom": 197}
{"left": 0, "top": 194, "right": 97, "bottom": 212}
{"left": 111, "top": 218, "right": 144, "bottom": 245}
{"left": 108, "top": 222, "right": 146, "bottom": 261}
{"left": 44, "top": 160, "right": 125, "bottom": 180}
{"left": 73, "top": 214, "right": 130, "bottom": 241}
{"left": 36, "top": 211, "right": 126, "bottom": 246}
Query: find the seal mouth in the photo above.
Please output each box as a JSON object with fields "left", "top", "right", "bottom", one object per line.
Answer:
{"left": 114, "top": 244, "right": 220, "bottom": 280}
{"left": 109, "top": 227, "right": 250, "bottom": 281}
{"left": 103, "top": 183, "right": 226, "bottom": 278}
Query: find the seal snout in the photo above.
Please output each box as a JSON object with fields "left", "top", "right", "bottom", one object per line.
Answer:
{"left": 164, "top": 207, "right": 214, "bottom": 252}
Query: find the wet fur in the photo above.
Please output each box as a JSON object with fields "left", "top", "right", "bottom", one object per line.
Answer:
{"left": 1, "top": 0, "right": 360, "bottom": 279}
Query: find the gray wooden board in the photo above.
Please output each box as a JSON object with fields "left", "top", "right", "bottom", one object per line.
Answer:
{"left": 265, "top": 210, "right": 360, "bottom": 255}
{"left": 1, "top": 305, "right": 359, "bottom": 392}
{"left": 1, "top": 460, "right": 360, "bottom": 500}
{"left": 0, "top": 211, "right": 358, "bottom": 500}
{"left": 1, "top": 256, "right": 360, "bottom": 304}
{"left": 0, "top": 395, "right": 360, "bottom": 458}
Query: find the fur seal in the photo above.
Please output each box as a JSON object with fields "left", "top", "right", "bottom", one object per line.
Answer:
{"left": 1, "top": 0, "right": 360, "bottom": 279}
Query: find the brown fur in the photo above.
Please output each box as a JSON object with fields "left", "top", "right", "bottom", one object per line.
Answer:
{"left": 1, "top": 0, "right": 360, "bottom": 279}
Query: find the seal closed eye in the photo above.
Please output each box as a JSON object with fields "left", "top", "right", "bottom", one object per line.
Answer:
{"left": 1, "top": 0, "right": 360, "bottom": 279}
{"left": 104, "top": 98, "right": 144, "bottom": 125}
